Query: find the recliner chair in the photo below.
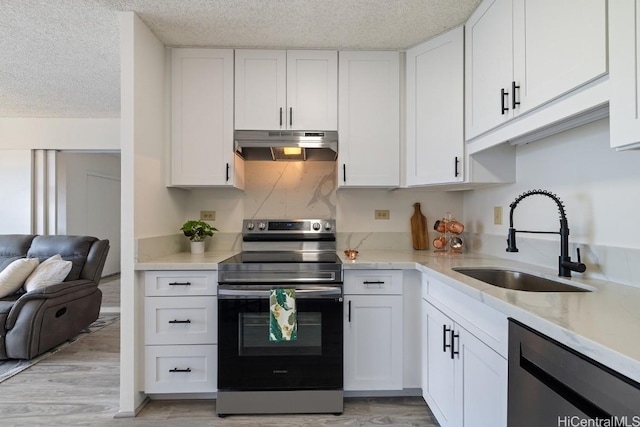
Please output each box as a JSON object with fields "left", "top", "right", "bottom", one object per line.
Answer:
{"left": 0, "top": 234, "right": 110, "bottom": 359}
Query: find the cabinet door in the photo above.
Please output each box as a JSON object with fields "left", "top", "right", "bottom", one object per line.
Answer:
{"left": 406, "top": 27, "right": 464, "bottom": 186}
{"left": 235, "top": 49, "right": 286, "bottom": 130}
{"left": 457, "top": 329, "right": 508, "bottom": 427}
{"left": 512, "top": 0, "right": 607, "bottom": 114}
{"left": 423, "top": 301, "right": 456, "bottom": 427}
{"left": 344, "top": 295, "right": 403, "bottom": 390}
{"left": 465, "top": 0, "right": 514, "bottom": 140}
{"left": 609, "top": 0, "right": 640, "bottom": 150}
{"left": 171, "top": 49, "right": 236, "bottom": 186}
{"left": 286, "top": 50, "right": 337, "bottom": 130}
{"left": 338, "top": 51, "right": 400, "bottom": 187}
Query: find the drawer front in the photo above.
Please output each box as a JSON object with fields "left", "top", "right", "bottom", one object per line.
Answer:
{"left": 344, "top": 270, "right": 403, "bottom": 295}
{"left": 425, "top": 276, "right": 508, "bottom": 357}
{"left": 145, "top": 297, "right": 217, "bottom": 345}
{"left": 145, "top": 344, "right": 217, "bottom": 394}
{"left": 145, "top": 271, "right": 217, "bottom": 296}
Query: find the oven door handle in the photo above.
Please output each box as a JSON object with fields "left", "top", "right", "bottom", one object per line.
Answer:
{"left": 218, "top": 286, "right": 343, "bottom": 299}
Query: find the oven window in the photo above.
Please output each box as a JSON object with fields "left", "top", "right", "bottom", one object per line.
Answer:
{"left": 239, "top": 312, "right": 322, "bottom": 356}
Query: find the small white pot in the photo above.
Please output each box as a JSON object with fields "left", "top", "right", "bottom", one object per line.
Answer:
{"left": 190, "top": 241, "right": 205, "bottom": 254}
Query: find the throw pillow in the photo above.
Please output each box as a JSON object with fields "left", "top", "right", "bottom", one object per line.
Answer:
{"left": 0, "top": 258, "right": 40, "bottom": 298}
{"left": 24, "top": 254, "right": 73, "bottom": 292}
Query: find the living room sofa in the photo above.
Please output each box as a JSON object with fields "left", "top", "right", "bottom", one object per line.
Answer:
{"left": 0, "top": 235, "right": 109, "bottom": 360}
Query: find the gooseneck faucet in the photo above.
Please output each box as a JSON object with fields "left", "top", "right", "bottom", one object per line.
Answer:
{"left": 506, "top": 189, "right": 586, "bottom": 278}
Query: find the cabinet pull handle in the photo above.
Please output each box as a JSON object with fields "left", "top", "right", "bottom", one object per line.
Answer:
{"left": 454, "top": 156, "right": 460, "bottom": 177}
{"left": 501, "top": 88, "right": 509, "bottom": 115}
{"left": 226, "top": 163, "right": 230, "bottom": 182}
{"left": 443, "top": 325, "right": 452, "bottom": 352}
{"left": 168, "top": 319, "right": 192, "bottom": 324}
{"left": 169, "top": 368, "right": 192, "bottom": 373}
{"left": 363, "top": 280, "right": 385, "bottom": 285}
{"left": 289, "top": 107, "right": 293, "bottom": 127}
{"left": 451, "top": 330, "right": 460, "bottom": 359}
{"left": 169, "top": 282, "right": 191, "bottom": 286}
{"left": 348, "top": 300, "right": 352, "bottom": 322}
{"left": 280, "top": 107, "right": 283, "bottom": 127}
{"left": 343, "top": 164, "right": 346, "bottom": 183}
{"left": 512, "top": 81, "right": 520, "bottom": 110}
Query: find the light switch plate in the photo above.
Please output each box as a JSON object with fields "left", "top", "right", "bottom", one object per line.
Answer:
{"left": 494, "top": 206, "right": 502, "bottom": 225}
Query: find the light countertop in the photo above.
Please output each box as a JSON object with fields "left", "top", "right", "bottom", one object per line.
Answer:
{"left": 136, "top": 248, "right": 640, "bottom": 385}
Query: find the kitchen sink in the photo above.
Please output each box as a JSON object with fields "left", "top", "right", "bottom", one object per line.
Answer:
{"left": 452, "top": 267, "right": 592, "bottom": 292}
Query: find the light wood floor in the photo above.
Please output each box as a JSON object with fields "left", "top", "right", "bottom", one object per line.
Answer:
{"left": 0, "top": 276, "right": 440, "bottom": 426}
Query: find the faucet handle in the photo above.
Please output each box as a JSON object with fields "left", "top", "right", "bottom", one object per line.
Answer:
{"left": 576, "top": 247, "right": 581, "bottom": 263}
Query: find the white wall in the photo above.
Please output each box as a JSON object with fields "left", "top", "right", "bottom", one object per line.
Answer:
{"left": 120, "top": 11, "right": 189, "bottom": 416}
{"left": 57, "top": 152, "right": 121, "bottom": 275}
{"left": 0, "top": 150, "right": 32, "bottom": 233}
{"left": 463, "top": 118, "right": 640, "bottom": 248}
{"left": 0, "top": 118, "right": 119, "bottom": 150}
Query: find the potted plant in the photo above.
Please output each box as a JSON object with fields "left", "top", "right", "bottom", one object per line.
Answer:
{"left": 180, "top": 220, "right": 218, "bottom": 254}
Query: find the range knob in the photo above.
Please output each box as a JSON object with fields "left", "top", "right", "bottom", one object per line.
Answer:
{"left": 324, "top": 222, "right": 333, "bottom": 231}
{"left": 246, "top": 222, "right": 255, "bottom": 230}
{"left": 258, "top": 222, "right": 267, "bottom": 230}
{"left": 312, "top": 222, "right": 321, "bottom": 231}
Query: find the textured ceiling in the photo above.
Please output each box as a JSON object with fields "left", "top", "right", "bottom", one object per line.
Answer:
{"left": 0, "top": 0, "right": 481, "bottom": 118}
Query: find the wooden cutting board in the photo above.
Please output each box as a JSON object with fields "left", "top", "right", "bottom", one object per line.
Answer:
{"left": 411, "top": 202, "right": 429, "bottom": 250}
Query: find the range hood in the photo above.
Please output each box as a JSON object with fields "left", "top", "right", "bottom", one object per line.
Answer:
{"left": 234, "top": 130, "right": 338, "bottom": 161}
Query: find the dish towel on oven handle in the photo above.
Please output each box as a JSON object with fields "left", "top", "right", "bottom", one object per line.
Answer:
{"left": 269, "top": 288, "right": 297, "bottom": 342}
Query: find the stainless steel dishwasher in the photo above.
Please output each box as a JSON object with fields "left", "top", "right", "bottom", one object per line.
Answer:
{"left": 508, "top": 319, "right": 640, "bottom": 426}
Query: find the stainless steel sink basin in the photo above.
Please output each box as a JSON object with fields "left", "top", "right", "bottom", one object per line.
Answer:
{"left": 452, "top": 267, "right": 592, "bottom": 292}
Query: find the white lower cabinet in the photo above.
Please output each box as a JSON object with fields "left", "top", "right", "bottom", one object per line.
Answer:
{"left": 344, "top": 270, "right": 403, "bottom": 391}
{"left": 144, "top": 271, "right": 218, "bottom": 394}
{"left": 422, "top": 276, "right": 508, "bottom": 427}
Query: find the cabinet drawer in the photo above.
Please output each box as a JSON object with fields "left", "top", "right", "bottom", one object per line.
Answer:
{"left": 145, "top": 271, "right": 217, "bottom": 296}
{"left": 425, "top": 276, "right": 508, "bottom": 357}
{"left": 145, "top": 344, "right": 217, "bottom": 394}
{"left": 344, "top": 270, "right": 403, "bottom": 295}
{"left": 145, "top": 297, "right": 217, "bottom": 345}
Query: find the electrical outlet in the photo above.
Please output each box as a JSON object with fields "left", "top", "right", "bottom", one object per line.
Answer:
{"left": 375, "top": 209, "right": 390, "bottom": 220}
{"left": 200, "top": 210, "right": 216, "bottom": 221}
{"left": 494, "top": 206, "right": 503, "bottom": 225}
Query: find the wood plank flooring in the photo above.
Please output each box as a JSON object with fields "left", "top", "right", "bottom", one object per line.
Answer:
{"left": 0, "top": 276, "right": 440, "bottom": 426}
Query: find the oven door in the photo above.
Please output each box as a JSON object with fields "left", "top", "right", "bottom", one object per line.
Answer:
{"left": 218, "top": 284, "right": 343, "bottom": 391}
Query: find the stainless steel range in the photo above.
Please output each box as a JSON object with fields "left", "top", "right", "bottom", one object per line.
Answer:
{"left": 216, "top": 219, "right": 343, "bottom": 417}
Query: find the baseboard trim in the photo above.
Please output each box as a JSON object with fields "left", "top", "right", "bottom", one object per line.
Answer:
{"left": 113, "top": 396, "right": 150, "bottom": 418}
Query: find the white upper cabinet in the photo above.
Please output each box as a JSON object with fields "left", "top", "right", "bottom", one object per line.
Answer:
{"left": 512, "top": 0, "right": 607, "bottom": 113}
{"left": 465, "top": 0, "right": 608, "bottom": 145}
{"left": 406, "top": 26, "right": 464, "bottom": 186}
{"left": 235, "top": 50, "right": 337, "bottom": 130}
{"left": 465, "top": 0, "right": 514, "bottom": 139}
{"left": 170, "top": 48, "right": 242, "bottom": 188}
{"left": 609, "top": 0, "right": 640, "bottom": 150}
{"left": 338, "top": 51, "right": 400, "bottom": 187}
